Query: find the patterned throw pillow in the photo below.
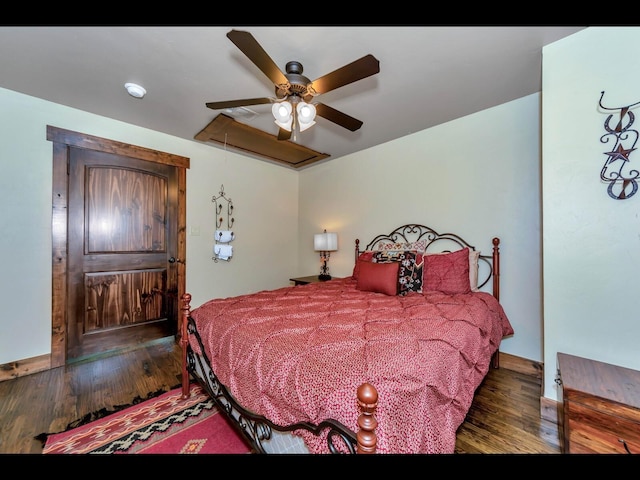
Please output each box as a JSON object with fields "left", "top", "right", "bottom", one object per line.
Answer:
{"left": 373, "top": 250, "right": 424, "bottom": 295}
{"left": 423, "top": 247, "right": 471, "bottom": 294}
{"left": 376, "top": 240, "right": 428, "bottom": 253}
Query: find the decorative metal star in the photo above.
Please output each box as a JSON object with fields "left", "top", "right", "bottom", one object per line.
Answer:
{"left": 605, "top": 143, "right": 635, "bottom": 164}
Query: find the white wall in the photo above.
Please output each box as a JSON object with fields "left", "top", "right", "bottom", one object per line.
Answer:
{"left": 0, "top": 87, "right": 299, "bottom": 364}
{"left": 299, "top": 94, "right": 543, "bottom": 362}
{"left": 542, "top": 27, "right": 640, "bottom": 402}
{"left": 0, "top": 85, "right": 544, "bottom": 369}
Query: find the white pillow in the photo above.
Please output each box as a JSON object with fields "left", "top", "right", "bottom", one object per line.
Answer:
{"left": 469, "top": 249, "right": 480, "bottom": 292}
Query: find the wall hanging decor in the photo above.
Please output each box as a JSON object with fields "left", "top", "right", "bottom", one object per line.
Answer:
{"left": 599, "top": 91, "right": 640, "bottom": 200}
{"left": 211, "top": 184, "right": 235, "bottom": 262}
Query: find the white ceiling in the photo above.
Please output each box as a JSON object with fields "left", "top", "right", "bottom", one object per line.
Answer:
{"left": 0, "top": 26, "right": 586, "bottom": 168}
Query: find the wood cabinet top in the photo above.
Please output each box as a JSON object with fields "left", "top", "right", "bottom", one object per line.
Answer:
{"left": 558, "top": 352, "right": 640, "bottom": 409}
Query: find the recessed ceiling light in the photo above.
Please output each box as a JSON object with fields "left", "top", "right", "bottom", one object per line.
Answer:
{"left": 125, "top": 83, "right": 146, "bottom": 99}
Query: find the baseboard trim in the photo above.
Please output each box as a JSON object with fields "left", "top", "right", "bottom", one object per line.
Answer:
{"left": 540, "top": 396, "right": 559, "bottom": 424}
{"left": 498, "top": 351, "right": 543, "bottom": 380}
{"left": 4, "top": 350, "right": 538, "bottom": 382}
{"left": 0, "top": 353, "right": 51, "bottom": 382}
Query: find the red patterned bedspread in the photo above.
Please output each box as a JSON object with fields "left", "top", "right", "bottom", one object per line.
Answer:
{"left": 189, "top": 277, "right": 514, "bottom": 454}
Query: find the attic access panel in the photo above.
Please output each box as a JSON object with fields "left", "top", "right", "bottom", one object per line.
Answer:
{"left": 195, "top": 114, "right": 330, "bottom": 169}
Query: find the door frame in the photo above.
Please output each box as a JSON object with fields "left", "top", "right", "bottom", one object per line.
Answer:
{"left": 48, "top": 126, "right": 189, "bottom": 368}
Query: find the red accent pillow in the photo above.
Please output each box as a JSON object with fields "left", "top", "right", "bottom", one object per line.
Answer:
{"left": 356, "top": 261, "right": 399, "bottom": 296}
{"left": 352, "top": 251, "right": 375, "bottom": 279}
{"left": 424, "top": 247, "right": 471, "bottom": 294}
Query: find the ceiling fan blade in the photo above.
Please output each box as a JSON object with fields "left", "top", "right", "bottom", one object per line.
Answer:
{"left": 277, "top": 128, "right": 292, "bottom": 141}
{"left": 314, "top": 103, "right": 363, "bottom": 132}
{"left": 206, "top": 98, "right": 273, "bottom": 110}
{"left": 227, "top": 30, "right": 290, "bottom": 91}
{"left": 307, "top": 54, "right": 380, "bottom": 96}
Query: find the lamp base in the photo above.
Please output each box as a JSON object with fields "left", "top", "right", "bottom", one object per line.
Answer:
{"left": 318, "top": 274, "right": 332, "bottom": 281}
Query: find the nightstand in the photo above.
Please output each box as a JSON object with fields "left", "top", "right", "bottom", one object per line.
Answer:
{"left": 290, "top": 275, "right": 337, "bottom": 286}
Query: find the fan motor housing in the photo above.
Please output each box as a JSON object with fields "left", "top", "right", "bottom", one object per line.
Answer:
{"left": 283, "top": 61, "right": 312, "bottom": 97}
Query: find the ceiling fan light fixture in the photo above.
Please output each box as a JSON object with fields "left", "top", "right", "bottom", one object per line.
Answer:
{"left": 298, "top": 120, "right": 316, "bottom": 132}
{"left": 275, "top": 118, "right": 293, "bottom": 132}
{"left": 297, "top": 102, "right": 316, "bottom": 132}
{"left": 272, "top": 101, "right": 293, "bottom": 131}
{"left": 206, "top": 30, "right": 380, "bottom": 142}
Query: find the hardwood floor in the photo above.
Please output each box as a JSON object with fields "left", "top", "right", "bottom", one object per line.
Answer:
{"left": 455, "top": 366, "right": 561, "bottom": 453}
{"left": 0, "top": 337, "right": 561, "bottom": 454}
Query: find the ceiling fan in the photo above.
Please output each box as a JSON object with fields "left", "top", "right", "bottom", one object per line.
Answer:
{"left": 206, "top": 29, "right": 380, "bottom": 141}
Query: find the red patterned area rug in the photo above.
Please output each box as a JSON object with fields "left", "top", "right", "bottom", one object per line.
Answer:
{"left": 41, "top": 384, "right": 252, "bottom": 454}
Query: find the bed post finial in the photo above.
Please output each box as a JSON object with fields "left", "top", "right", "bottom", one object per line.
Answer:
{"left": 356, "top": 382, "right": 378, "bottom": 454}
{"left": 491, "top": 237, "right": 500, "bottom": 302}
{"left": 180, "top": 293, "right": 192, "bottom": 399}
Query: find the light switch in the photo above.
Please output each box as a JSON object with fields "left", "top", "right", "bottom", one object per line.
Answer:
{"left": 190, "top": 226, "right": 200, "bottom": 236}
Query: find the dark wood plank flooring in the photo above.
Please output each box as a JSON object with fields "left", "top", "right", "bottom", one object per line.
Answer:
{"left": 0, "top": 337, "right": 561, "bottom": 454}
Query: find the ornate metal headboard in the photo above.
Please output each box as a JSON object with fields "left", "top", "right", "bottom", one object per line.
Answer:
{"left": 354, "top": 224, "right": 500, "bottom": 298}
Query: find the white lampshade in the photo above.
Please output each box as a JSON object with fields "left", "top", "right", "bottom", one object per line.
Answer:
{"left": 297, "top": 102, "right": 316, "bottom": 132}
{"left": 272, "top": 101, "right": 293, "bottom": 131}
{"left": 325, "top": 232, "right": 338, "bottom": 251}
{"left": 314, "top": 231, "right": 338, "bottom": 251}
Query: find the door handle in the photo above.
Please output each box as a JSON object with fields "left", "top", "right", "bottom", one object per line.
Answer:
{"left": 168, "top": 257, "right": 184, "bottom": 264}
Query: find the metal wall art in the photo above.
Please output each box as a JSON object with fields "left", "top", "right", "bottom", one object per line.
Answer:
{"left": 211, "top": 184, "right": 235, "bottom": 262}
{"left": 599, "top": 91, "right": 640, "bottom": 200}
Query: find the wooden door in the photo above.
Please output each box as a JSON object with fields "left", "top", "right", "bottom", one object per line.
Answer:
{"left": 66, "top": 149, "right": 178, "bottom": 360}
{"left": 49, "top": 126, "right": 189, "bottom": 367}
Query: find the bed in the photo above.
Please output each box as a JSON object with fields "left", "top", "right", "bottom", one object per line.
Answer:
{"left": 179, "top": 223, "right": 514, "bottom": 454}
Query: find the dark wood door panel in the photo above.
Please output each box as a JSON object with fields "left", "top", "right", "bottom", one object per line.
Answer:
{"left": 86, "top": 166, "right": 167, "bottom": 254}
{"left": 85, "top": 269, "right": 168, "bottom": 332}
{"left": 67, "top": 147, "right": 179, "bottom": 361}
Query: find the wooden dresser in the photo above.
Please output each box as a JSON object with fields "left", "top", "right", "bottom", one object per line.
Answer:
{"left": 557, "top": 352, "right": 640, "bottom": 454}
